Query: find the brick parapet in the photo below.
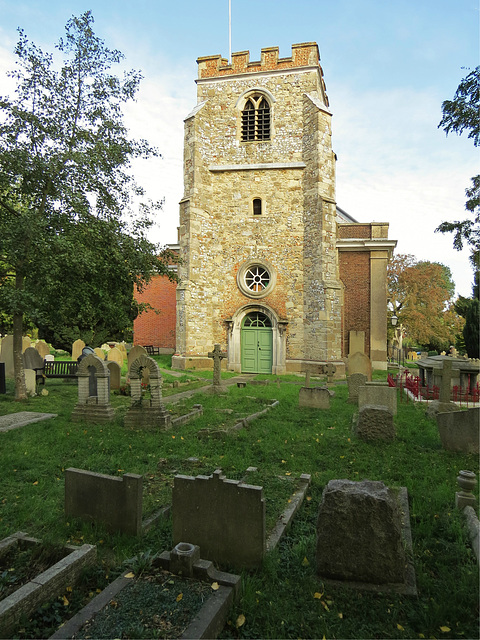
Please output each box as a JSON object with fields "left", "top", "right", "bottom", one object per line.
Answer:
{"left": 197, "top": 42, "right": 323, "bottom": 81}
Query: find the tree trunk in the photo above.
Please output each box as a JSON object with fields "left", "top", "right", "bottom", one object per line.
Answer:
{"left": 13, "top": 273, "right": 27, "bottom": 401}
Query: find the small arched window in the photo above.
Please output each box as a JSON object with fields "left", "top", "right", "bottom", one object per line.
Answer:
{"left": 253, "top": 198, "right": 262, "bottom": 215}
{"left": 242, "top": 95, "right": 270, "bottom": 141}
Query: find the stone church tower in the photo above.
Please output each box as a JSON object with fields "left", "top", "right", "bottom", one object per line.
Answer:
{"left": 171, "top": 43, "right": 392, "bottom": 374}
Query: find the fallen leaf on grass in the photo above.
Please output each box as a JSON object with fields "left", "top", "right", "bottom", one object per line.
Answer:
{"left": 397, "top": 623, "right": 404, "bottom": 631}
{"left": 236, "top": 614, "right": 246, "bottom": 628}
{"left": 176, "top": 593, "right": 183, "bottom": 602}
{"left": 439, "top": 627, "right": 451, "bottom": 633}
{"left": 302, "top": 556, "right": 309, "bottom": 566}
{"left": 61, "top": 595, "right": 69, "bottom": 606}
{"left": 211, "top": 582, "right": 219, "bottom": 590}
{"left": 124, "top": 572, "right": 135, "bottom": 579}
{"left": 314, "top": 592, "right": 323, "bottom": 599}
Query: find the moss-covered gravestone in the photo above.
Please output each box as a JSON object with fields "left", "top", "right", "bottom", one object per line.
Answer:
{"left": 124, "top": 354, "right": 171, "bottom": 429}
{"left": 71, "top": 354, "right": 115, "bottom": 423}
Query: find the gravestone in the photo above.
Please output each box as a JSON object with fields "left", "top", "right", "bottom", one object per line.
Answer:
{"left": 324, "top": 363, "right": 337, "bottom": 383}
{"left": 22, "top": 336, "right": 31, "bottom": 352}
{"left": 208, "top": 344, "right": 227, "bottom": 389}
{"left": 348, "top": 330, "right": 365, "bottom": 356}
{"left": 299, "top": 386, "right": 334, "bottom": 409}
{"left": 0, "top": 334, "right": 14, "bottom": 377}
{"left": 347, "top": 351, "right": 372, "bottom": 381}
{"left": 44, "top": 354, "right": 54, "bottom": 362}
{"left": 116, "top": 342, "right": 128, "bottom": 360}
{"left": 438, "top": 358, "right": 453, "bottom": 404}
{"left": 173, "top": 469, "right": 265, "bottom": 569}
{"left": 316, "top": 479, "right": 414, "bottom": 593}
{"left": 72, "top": 339, "right": 86, "bottom": 362}
{"left": 35, "top": 340, "right": 50, "bottom": 359}
{"left": 124, "top": 354, "right": 171, "bottom": 429}
{"left": 347, "top": 373, "right": 368, "bottom": 403}
{"left": 107, "top": 346, "right": 124, "bottom": 367}
{"left": 127, "top": 344, "right": 148, "bottom": 370}
{"left": 65, "top": 468, "right": 143, "bottom": 536}
{"left": 94, "top": 347, "right": 105, "bottom": 360}
{"left": 107, "top": 361, "right": 121, "bottom": 390}
{"left": 436, "top": 407, "right": 479, "bottom": 454}
{"left": 71, "top": 354, "right": 115, "bottom": 423}
{"left": 358, "top": 383, "right": 397, "bottom": 415}
{"left": 24, "top": 369, "right": 37, "bottom": 396}
{"left": 23, "top": 347, "right": 44, "bottom": 372}
{"left": 353, "top": 405, "right": 395, "bottom": 442}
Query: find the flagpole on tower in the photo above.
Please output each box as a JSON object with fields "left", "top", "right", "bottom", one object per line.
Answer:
{"left": 229, "top": 0, "right": 232, "bottom": 63}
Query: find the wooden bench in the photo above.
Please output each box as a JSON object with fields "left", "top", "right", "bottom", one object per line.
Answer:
{"left": 144, "top": 345, "right": 160, "bottom": 356}
{"left": 43, "top": 360, "right": 78, "bottom": 379}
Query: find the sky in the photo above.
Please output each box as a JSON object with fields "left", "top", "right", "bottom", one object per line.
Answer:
{"left": 0, "top": 0, "right": 478, "bottom": 297}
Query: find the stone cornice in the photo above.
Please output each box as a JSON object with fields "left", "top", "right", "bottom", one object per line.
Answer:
{"left": 336, "top": 238, "right": 398, "bottom": 252}
{"left": 209, "top": 162, "right": 306, "bottom": 172}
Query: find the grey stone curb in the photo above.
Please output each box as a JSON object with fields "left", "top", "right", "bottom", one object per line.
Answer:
{"left": 463, "top": 506, "right": 480, "bottom": 565}
{"left": 179, "top": 584, "right": 235, "bottom": 640}
{"left": 266, "top": 474, "right": 311, "bottom": 551}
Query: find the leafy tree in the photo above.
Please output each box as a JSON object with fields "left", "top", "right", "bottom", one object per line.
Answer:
{"left": 0, "top": 12, "right": 176, "bottom": 399}
{"left": 388, "top": 254, "right": 463, "bottom": 352}
{"left": 437, "top": 66, "right": 479, "bottom": 253}
{"left": 462, "top": 298, "right": 479, "bottom": 358}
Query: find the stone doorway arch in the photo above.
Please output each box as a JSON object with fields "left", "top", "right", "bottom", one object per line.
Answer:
{"left": 226, "top": 305, "right": 287, "bottom": 375}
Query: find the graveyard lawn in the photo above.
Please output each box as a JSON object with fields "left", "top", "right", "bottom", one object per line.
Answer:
{"left": 0, "top": 369, "right": 478, "bottom": 639}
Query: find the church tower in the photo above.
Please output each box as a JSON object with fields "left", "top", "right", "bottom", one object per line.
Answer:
{"left": 173, "top": 43, "right": 345, "bottom": 374}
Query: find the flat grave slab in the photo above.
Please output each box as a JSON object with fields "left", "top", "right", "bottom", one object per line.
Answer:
{"left": 0, "top": 412, "right": 57, "bottom": 433}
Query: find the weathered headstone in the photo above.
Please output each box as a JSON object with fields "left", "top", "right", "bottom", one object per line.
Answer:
{"left": 44, "top": 354, "right": 54, "bottom": 362}
{"left": 94, "top": 347, "right": 105, "bottom": 360}
{"left": 106, "top": 361, "right": 121, "bottom": 390}
{"left": 71, "top": 354, "right": 115, "bottom": 423}
{"left": 173, "top": 469, "right": 265, "bottom": 569}
{"left": 316, "top": 479, "right": 414, "bottom": 593}
{"left": 23, "top": 347, "right": 44, "bottom": 372}
{"left": 72, "top": 339, "right": 86, "bottom": 362}
{"left": 22, "top": 336, "right": 31, "bottom": 352}
{"left": 347, "top": 351, "right": 372, "bottom": 381}
{"left": 299, "top": 386, "right": 334, "bottom": 409}
{"left": 107, "top": 346, "right": 124, "bottom": 367}
{"left": 208, "top": 344, "right": 227, "bottom": 388}
{"left": 358, "top": 383, "right": 397, "bottom": 415}
{"left": 436, "top": 407, "right": 479, "bottom": 454}
{"left": 353, "top": 405, "right": 395, "bottom": 442}
{"left": 347, "top": 372, "right": 368, "bottom": 403}
{"left": 127, "top": 344, "right": 148, "bottom": 370}
{"left": 24, "top": 369, "right": 37, "bottom": 396}
{"left": 324, "top": 362, "right": 337, "bottom": 383}
{"left": 65, "top": 468, "right": 143, "bottom": 536}
{"left": 124, "top": 354, "right": 171, "bottom": 428}
{"left": 116, "top": 342, "right": 128, "bottom": 360}
{"left": 35, "top": 340, "right": 50, "bottom": 359}
{"left": 0, "top": 334, "right": 14, "bottom": 377}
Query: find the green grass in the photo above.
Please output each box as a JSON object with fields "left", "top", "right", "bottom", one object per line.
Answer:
{"left": 0, "top": 372, "right": 478, "bottom": 639}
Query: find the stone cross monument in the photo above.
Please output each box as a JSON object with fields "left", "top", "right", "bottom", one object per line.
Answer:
{"left": 208, "top": 344, "right": 227, "bottom": 387}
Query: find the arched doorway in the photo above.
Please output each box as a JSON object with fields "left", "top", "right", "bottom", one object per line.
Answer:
{"left": 241, "top": 312, "right": 273, "bottom": 374}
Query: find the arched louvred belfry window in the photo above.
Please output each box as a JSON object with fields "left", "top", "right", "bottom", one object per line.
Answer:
{"left": 241, "top": 95, "right": 271, "bottom": 141}
{"left": 242, "top": 99, "right": 256, "bottom": 141}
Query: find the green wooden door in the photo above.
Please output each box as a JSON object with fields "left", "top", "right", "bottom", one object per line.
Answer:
{"left": 241, "top": 313, "right": 273, "bottom": 374}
